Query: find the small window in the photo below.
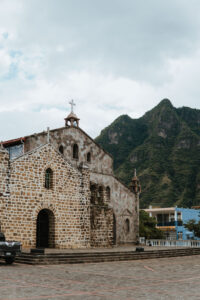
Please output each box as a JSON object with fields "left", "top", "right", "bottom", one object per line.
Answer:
{"left": 87, "top": 152, "right": 91, "bottom": 162}
{"left": 90, "top": 183, "right": 96, "bottom": 204}
{"left": 98, "top": 186, "right": 104, "bottom": 204}
{"left": 45, "top": 168, "right": 53, "bottom": 189}
{"left": 59, "top": 145, "right": 64, "bottom": 154}
{"left": 106, "top": 186, "right": 111, "bottom": 201}
{"left": 73, "top": 144, "right": 79, "bottom": 159}
{"left": 125, "top": 219, "right": 130, "bottom": 234}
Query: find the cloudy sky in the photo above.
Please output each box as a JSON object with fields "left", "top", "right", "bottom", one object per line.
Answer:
{"left": 1, "top": 0, "right": 200, "bottom": 140}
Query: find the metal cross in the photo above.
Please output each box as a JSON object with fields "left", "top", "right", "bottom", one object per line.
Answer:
{"left": 69, "top": 99, "right": 76, "bottom": 113}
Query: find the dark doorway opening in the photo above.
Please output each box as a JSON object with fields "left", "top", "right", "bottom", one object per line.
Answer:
{"left": 73, "top": 143, "right": 79, "bottom": 159}
{"left": 36, "top": 209, "right": 55, "bottom": 248}
{"left": 113, "top": 213, "right": 117, "bottom": 245}
{"left": 125, "top": 218, "right": 130, "bottom": 234}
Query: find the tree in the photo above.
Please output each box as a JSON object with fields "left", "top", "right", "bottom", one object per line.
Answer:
{"left": 139, "top": 210, "right": 163, "bottom": 239}
{"left": 184, "top": 219, "right": 200, "bottom": 238}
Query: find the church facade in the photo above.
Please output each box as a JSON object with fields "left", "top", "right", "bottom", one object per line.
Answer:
{"left": 0, "top": 107, "right": 140, "bottom": 248}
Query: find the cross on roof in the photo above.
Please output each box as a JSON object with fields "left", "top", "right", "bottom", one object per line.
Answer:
{"left": 69, "top": 99, "right": 76, "bottom": 113}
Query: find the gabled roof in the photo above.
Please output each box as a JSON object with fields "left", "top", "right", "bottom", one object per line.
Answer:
{"left": 3, "top": 125, "right": 113, "bottom": 159}
{"left": 11, "top": 142, "right": 82, "bottom": 175}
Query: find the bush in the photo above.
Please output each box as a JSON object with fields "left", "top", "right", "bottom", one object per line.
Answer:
{"left": 139, "top": 210, "right": 164, "bottom": 239}
{"left": 184, "top": 219, "right": 200, "bottom": 238}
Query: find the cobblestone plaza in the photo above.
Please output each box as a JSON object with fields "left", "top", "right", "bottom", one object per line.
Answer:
{"left": 1, "top": 255, "right": 200, "bottom": 299}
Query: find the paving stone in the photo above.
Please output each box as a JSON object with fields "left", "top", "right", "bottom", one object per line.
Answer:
{"left": 1, "top": 254, "right": 200, "bottom": 299}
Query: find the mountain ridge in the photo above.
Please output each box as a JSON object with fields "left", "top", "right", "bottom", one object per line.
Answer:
{"left": 96, "top": 99, "right": 200, "bottom": 208}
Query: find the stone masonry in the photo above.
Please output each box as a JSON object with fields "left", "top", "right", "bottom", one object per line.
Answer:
{"left": 0, "top": 108, "right": 140, "bottom": 248}
{"left": 1, "top": 144, "right": 91, "bottom": 248}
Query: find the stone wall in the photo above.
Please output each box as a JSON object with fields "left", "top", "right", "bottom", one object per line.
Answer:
{"left": 1, "top": 144, "right": 91, "bottom": 248}
{"left": 0, "top": 149, "right": 9, "bottom": 196}
{"left": 90, "top": 172, "right": 138, "bottom": 244}
{"left": 2, "top": 123, "right": 139, "bottom": 247}
{"left": 24, "top": 127, "right": 113, "bottom": 175}
{"left": 0, "top": 149, "right": 9, "bottom": 231}
{"left": 90, "top": 205, "right": 113, "bottom": 247}
{"left": 89, "top": 179, "right": 113, "bottom": 247}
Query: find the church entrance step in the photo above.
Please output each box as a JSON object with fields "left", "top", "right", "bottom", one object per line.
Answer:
{"left": 15, "top": 248, "right": 200, "bottom": 265}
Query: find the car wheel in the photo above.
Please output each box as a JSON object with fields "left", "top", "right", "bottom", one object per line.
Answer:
{"left": 5, "top": 257, "right": 14, "bottom": 264}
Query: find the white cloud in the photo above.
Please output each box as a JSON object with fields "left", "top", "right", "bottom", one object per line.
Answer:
{"left": 0, "top": 0, "right": 200, "bottom": 141}
{"left": 0, "top": 49, "right": 11, "bottom": 76}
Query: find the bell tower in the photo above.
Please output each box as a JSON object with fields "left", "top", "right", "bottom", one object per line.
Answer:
{"left": 64, "top": 100, "right": 80, "bottom": 127}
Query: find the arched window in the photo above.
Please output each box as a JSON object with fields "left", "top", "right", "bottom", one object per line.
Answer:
{"left": 45, "top": 168, "right": 53, "bottom": 189}
{"left": 87, "top": 152, "right": 91, "bottom": 162}
{"left": 125, "top": 218, "right": 130, "bottom": 234}
{"left": 73, "top": 144, "right": 79, "bottom": 159}
{"left": 90, "top": 183, "right": 97, "bottom": 204}
{"left": 98, "top": 186, "right": 104, "bottom": 204}
{"left": 106, "top": 186, "right": 111, "bottom": 201}
{"left": 59, "top": 145, "right": 64, "bottom": 154}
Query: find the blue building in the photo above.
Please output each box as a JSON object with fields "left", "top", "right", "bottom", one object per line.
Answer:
{"left": 175, "top": 207, "right": 200, "bottom": 240}
{"left": 144, "top": 206, "right": 200, "bottom": 240}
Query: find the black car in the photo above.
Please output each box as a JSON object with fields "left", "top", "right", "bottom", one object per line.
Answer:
{"left": 0, "top": 233, "right": 21, "bottom": 264}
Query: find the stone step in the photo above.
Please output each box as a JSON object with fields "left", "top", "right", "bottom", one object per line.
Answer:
{"left": 17, "top": 250, "right": 200, "bottom": 260}
{"left": 19, "top": 248, "right": 200, "bottom": 257}
{"left": 15, "top": 248, "right": 200, "bottom": 265}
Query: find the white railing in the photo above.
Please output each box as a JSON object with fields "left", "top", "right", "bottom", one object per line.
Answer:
{"left": 146, "top": 239, "right": 200, "bottom": 247}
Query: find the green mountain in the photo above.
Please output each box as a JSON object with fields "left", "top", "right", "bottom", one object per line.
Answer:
{"left": 96, "top": 99, "right": 200, "bottom": 208}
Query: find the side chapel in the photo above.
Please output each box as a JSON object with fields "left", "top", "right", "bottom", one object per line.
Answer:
{"left": 0, "top": 101, "right": 140, "bottom": 248}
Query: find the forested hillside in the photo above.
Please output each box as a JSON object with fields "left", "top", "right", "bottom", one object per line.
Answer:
{"left": 96, "top": 99, "right": 200, "bottom": 208}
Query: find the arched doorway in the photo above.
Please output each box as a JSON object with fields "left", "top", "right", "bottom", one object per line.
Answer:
{"left": 125, "top": 218, "right": 130, "bottom": 234}
{"left": 36, "top": 209, "right": 55, "bottom": 248}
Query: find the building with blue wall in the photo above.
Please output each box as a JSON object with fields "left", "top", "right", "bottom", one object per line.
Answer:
{"left": 175, "top": 207, "right": 200, "bottom": 240}
{"left": 144, "top": 207, "right": 200, "bottom": 240}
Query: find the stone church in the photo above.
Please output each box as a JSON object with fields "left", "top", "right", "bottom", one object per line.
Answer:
{"left": 0, "top": 103, "right": 140, "bottom": 249}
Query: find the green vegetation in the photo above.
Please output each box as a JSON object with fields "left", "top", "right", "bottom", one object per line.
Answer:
{"left": 96, "top": 99, "right": 200, "bottom": 208}
{"left": 184, "top": 219, "right": 200, "bottom": 238}
{"left": 139, "top": 210, "right": 163, "bottom": 239}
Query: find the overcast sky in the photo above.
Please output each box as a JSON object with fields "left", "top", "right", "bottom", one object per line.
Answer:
{"left": 1, "top": 0, "right": 200, "bottom": 140}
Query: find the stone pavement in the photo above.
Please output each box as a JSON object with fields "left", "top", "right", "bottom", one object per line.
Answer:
{"left": 1, "top": 255, "right": 200, "bottom": 299}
